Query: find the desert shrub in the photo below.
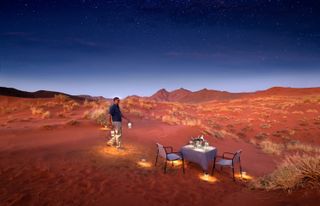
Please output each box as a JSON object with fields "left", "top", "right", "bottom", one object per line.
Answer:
{"left": 41, "top": 124, "right": 58, "bottom": 130}
{"left": 129, "top": 108, "right": 143, "bottom": 117}
{"left": 286, "top": 142, "right": 320, "bottom": 153}
{"left": 54, "top": 94, "right": 70, "bottom": 104}
{"left": 260, "top": 140, "right": 284, "bottom": 155}
{"left": 57, "top": 112, "right": 66, "bottom": 118}
{"left": 43, "top": 101, "right": 58, "bottom": 108}
{"left": 213, "top": 130, "right": 225, "bottom": 139}
{"left": 292, "top": 111, "right": 304, "bottom": 115}
{"left": 162, "top": 115, "right": 180, "bottom": 125}
{"left": 89, "top": 108, "right": 108, "bottom": 126}
{"left": 252, "top": 154, "right": 320, "bottom": 191}
{"left": 41, "top": 111, "right": 51, "bottom": 119}
{"left": 66, "top": 119, "right": 80, "bottom": 126}
{"left": 82, "top": 110, "right": 90, "bottom": 119}
{"left": 249, "top": 138, "right": 257, "bottom": 145}
{"left": 233, "top": 107, "right": 243, "bottom": 113}
{"left": 306, "top": 109, "right": 318, "bottom": 113}
{"left": 260, "top": 123, "right": 271, "bottom": 129}
{"left": 83, "top": 99, "right": 90, "bottom": 107}
{"left": 83, "top": 100, "right": 99, "bottom": 108}
{"left": 0, "top": 106, "right": 17, "bottom": 115}
{"left": 30, "top": 106, "right": 51, "bottom": 119}
{"left": 63, "top": 101, "right": 80, "bottom": 112}
{"left": 255, "top": 132, "right": 269, "bottom": 140}
{"left": 202, "top": 127, "right": 224, "bottom": 139}
{"left": 31, "top": 106, "right": 44, "bottom": 115}
{"left": 139, "top": 100, "right": 154, "bottom": 110}
{"left": 299, "top": 120, "right": 308, "bottom": 127}
{"left": 181, "top": 117, "right": 201, "bottom": 126}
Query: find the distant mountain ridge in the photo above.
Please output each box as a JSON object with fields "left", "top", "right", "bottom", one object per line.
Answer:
{"left": 148, "top": 88, "right": 248, "bottom": 103}
{"left": 146, "top": 86, "right": 320, "bottom": 103}
{"left": 0, "top": 87, "right": 105, "bottom": 101}
{"left": 1, "top": 86, "right": 320, "bottom": 103}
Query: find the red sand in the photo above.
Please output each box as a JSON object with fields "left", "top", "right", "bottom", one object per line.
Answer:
{"left": 1, "top": 93, "right": 320, "bottom": 205}
{"left": 1, "top": 117, "right": 319, "bottom": 206}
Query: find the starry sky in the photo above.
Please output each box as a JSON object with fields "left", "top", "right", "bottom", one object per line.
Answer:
{"left": 1, "top": 0, "right": 320, "bottom": 98}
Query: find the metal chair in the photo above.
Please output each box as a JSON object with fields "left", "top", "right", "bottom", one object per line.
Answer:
{"left": 211, "top": 150, "right": 242, "bottom": 181}
{"left": 155, "top": 143, "right": 185, "bottom": 174}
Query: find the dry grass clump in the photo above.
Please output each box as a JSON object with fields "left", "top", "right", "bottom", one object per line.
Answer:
{"left": 286, "top": 142, "right": 320, "bottom": 154}
{"left": 83, "top": 99, "right": 99, "bottom": 108}
{"left": 139, "top": 100, "right": 154, "bottom": 110}
{"left": 63, "top": 100, "right": 80, "bottom": 112}
{"left": 255, "top": 132, "right": 269, "bottom": 140}
{"left": 41, "top": 124, "right": 58, "bottom": 130}
{"left": 260, "top": 123, "right": 271, "bottom": 129}
{"left": 54, "top": 94, "right": 70, "bottom": 104}
{"left": 41, "top": 111, "right": 51, "bottom": 119}
{"left": 181, "top": 117, "right": 201, "bottom": 126}
{"left": 31, "top": 106, "right": 44, "bottom": 115}
{"left": 83, "top": 108, "right": 109, "bottom": 125}
{"left": 306, "top": 109, "right": 318, "bottom": 113}
{"left": 201, "top": 127, "right": 225, "bottom": 139}
{"left": 82, "top": 110, "right": 90, "bottom": 119}
{"left": 66, "top": 119, "right": 80, "bottom": 126}
{"left": 252, "top": 154, "right": 320, "bottom": 191}
{"left": 30, "top": 106, "right": 50, "bottom": 119}
{"left": 57, "top": 112, "right": 66, "bottom": 118}
{"left": 128, "top": 108, "right": 143, "bottom": 117}
{"left": 292, "top": 111, "right": 304, "bottom": 115}
{"left": 0, "top": 106, "right": 18, "bottom": 115}
{"left": 260, "top": 140, "right": 284, "bottom": 155}
{"left": 161, "top": 115, "right": 180, "bottom": 125}
{"left": 42, "top": 101, "right": 58, "bottom": 108}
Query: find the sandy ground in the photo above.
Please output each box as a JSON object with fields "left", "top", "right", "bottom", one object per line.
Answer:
{"left": 1, "top": 117, "right": 319, "bottom": 206}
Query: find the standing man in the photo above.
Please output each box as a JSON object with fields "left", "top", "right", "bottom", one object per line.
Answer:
{"left": 107, "top": 97, "right": 130, "bottom": 149}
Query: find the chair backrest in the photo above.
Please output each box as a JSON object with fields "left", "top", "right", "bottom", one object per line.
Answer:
{"left": 156, "top": 143, "right": 167, "bottom": 159}
{"left": 233, "top": 150, "right": 242, "bottom": 163}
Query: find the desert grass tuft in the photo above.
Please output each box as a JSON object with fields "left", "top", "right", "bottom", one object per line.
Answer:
{"left": 252, "top": 154, "right": 320, "bottom": 192}
{"left": 260, "top": 140, "right": 284, "bottom": 155}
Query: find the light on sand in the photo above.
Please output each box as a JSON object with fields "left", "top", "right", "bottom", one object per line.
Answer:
{"left": 169, "top": 160, "right": 183, "bottom": 167}
{"left": 100, "top": 126, "right": 110, "bottom": 131}
{"left": 235, "top": 172, "right": 254, "bottom": 180}
{"left": 97, "top": 144, "right": 137, "bottom": 157}
{"left": 199, "top": 173, "right": 218, "bottom": 183}
{"left": 137, "top": 159, "right": 152, "bottom": 168}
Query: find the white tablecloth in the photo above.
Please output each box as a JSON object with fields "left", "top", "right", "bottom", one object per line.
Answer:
{"left": 180, "top": 145, "right": 217, "bottom": 172}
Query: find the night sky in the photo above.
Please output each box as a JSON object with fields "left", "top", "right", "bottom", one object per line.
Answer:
{"left": 1, "top": 0, "right": 320, "bottom": 98}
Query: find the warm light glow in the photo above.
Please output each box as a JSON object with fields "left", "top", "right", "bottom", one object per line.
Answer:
{"left": 199, "top": 174, "right": 218, "bottom": 183}
{"left": 100, "top": 126, "right": 110, "bottom": 131}
{"left": 235, "top": 172, "right": 254, "bottom": 180}
{"left": 137, "top": 159, "right": 152, "bottom": 168}
{"left": 96, "top": 144, "right": 137, "bottom": 157}
{"left": 166, "top": 160, "right": 183, "bottom": 167}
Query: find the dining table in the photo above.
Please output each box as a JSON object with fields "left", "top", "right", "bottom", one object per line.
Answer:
{"left": 180, "top": 144, "right": 217, "bottom": 173}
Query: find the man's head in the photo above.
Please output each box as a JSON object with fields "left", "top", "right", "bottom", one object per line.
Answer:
{"left": 113, "top": 97, "right": 120, "bottom": 105}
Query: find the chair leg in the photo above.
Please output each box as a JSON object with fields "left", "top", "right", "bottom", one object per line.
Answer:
{"left": 182, "top": 159, "right": 185, "bottom": 174}
{"left": 211, "top": 164, "right": 215, "bottom": 175}
{"left": 211, "top": 158, "right": 216, "bottom": 175}
{"left": 164, "top": 160, "right": 167, "bottom": 174}
{"left": 155, "top": 151, "right": 159, "bottom": 166}
{"left": 239, "top": 161, "right": 243, "bottom": 178}
{"left": 232, "top": 167, "right": 235, "bottom": 181}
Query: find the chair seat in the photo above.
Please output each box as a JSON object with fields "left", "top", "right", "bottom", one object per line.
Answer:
{"left": 167, "top": 153, "right": 182, "bottom": 161}
{"left": 216, "top": 159, "right": 232, "bottom": 166}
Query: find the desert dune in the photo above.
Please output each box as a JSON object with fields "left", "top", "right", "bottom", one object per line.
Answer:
{"left": 1, "top": 87, "right": 320, "bottom": 205}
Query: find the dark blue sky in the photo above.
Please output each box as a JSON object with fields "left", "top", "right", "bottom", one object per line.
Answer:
{"left": 1, "top": 0, "right": 320, "bottom": 98}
